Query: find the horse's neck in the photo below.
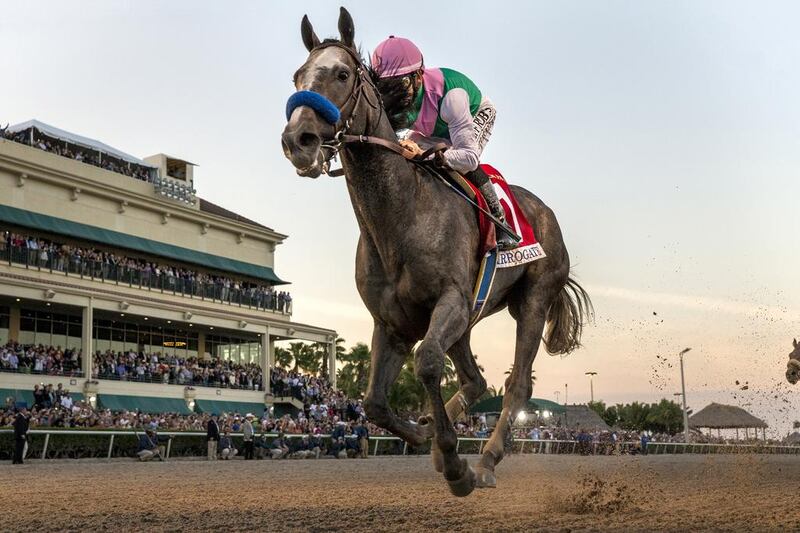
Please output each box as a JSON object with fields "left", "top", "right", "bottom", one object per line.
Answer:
{"left": 341, "top": 119, "right": 417, "bottom": 247}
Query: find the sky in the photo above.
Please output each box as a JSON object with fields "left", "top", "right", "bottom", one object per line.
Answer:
{"left": 1, "top": 1, "right": 799, "bottom": 435}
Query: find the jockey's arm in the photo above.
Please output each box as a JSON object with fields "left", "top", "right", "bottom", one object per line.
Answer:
{"left": 439, "top": 88, "right": 481, "bottom": 174}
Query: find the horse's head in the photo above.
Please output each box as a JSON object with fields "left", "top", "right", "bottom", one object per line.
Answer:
{"left": 281, "top": 7, "right": 376, "bottom": 178}
{"left": 787, "top": 338, "right": 800, "bottom": 384}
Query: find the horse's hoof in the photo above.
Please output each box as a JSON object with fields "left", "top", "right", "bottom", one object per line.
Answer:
{"left": 447, "top": 463, "right": 476, "bottom": 497}
{"left": 431, "top": 443, "right": 444, "bottom": 473}
{"left": 474, "top": 466, "right": 497, "bottom": 488}
{"left": 416, "top": 415, "right": 435, "bottom": 439}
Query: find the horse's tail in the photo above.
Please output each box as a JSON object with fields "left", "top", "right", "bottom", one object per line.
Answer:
{"left": 543, "top": 277, "right": 593, "bottom": 356}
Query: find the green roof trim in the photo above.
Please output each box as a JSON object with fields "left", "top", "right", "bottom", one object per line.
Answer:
{"left": 469, "top": 396, "right": 566, "bottom": 415}
{"left": 98, "top": 394, "right": 193, "bottom": 415}
{"left": 195, "top": 399, "right": 267, "bottom": 416}
{"left": 0, "top": 203, "right": 287, "bottom": 285}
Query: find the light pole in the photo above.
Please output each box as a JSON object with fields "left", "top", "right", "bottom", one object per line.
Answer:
{"left": 585, "top": 371, "right": 598, "bottom": 403}
{"left": 679, "top": 347, "right": 691, "bottom": 443}
{"left": 564, "top": 383, "right": 568, "bottom": 406}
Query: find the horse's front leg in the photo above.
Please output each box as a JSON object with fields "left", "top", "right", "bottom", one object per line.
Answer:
{"left": 415, "top": 289, "right": 475, "bottom": 497}
{"left": 362, "top": 323, "right": 432, "bottom": 446}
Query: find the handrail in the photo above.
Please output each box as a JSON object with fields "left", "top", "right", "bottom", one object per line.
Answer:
{"left": 0, "top": 245, "right": 291, "bottom": 315}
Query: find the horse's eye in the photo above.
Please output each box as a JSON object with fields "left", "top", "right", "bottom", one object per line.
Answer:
{"left": 337, "top": 70, "right": 349, "bottom": 81}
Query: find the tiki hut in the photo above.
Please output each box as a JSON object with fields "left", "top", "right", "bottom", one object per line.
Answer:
{"left": 688, "top": 402, "right": 768, "bottom": 440}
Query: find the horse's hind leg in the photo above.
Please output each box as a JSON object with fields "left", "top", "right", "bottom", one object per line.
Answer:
{"left": 474, "top": 273, "right": 561, "bottom": 488}
{"left": 415, "top": 288, "right": 475, "bottom": 496}
{"left": 431, "top": 332, "right": 487, "bottom": 473}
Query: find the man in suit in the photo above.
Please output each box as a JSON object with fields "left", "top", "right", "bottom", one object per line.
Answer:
{"left": 242, "top": 413, "right": 255, "bottom": 460}
{"left": 12, "top": 407, "right": 30, "bottom": 464}
{"left": 206, "top": 413, "right": 220, "bottom": 461}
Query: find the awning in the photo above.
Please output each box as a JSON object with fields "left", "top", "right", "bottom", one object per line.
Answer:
{"left": 8, "top": 119, "right": 158, "bottom": 168}
{"left": 469, "top": 396, "right": 566, "bottom": 414}
{"left": 1, "top": 388, "right": 84, "bottom": 408}
{"left": 98, "top": 394, "right": 193, "bottom": 415}
{"left": 0, "top": 204, "right": 286, "bottom": 284}
{"left": 195, "top": 399, "right": 267, "bottom": 416}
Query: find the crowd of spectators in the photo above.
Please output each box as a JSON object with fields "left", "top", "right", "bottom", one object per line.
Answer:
{"left": 0, "top": 342, "right": 83, "bottom": 376}
{"left": 93, "top": 349, "right": 263, "bottom": 390}
{"left": 1, "top": 229, "right": 292, "bottom": 313}
{"left": 1, "top": 125, "right": 153, "bottom": 181}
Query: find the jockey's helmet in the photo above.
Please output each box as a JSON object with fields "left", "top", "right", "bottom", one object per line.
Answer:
{"left": 371, "top": 36, "right": 423, "bottom": 78}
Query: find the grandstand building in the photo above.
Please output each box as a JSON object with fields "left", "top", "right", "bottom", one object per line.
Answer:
{"left": 0, "top": 120, "right": 336, "bottom": 414}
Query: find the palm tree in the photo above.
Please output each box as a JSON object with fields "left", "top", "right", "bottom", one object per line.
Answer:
{"left": 337, "top": 343, "right": 371, "bottom": 399}
{"left": 274, "top": 346, "right": 293, "bottom": 369}
{"left": 292, "top": 342, "right": 322, "bottom": 374}
{"left": 312, "top": 336, "right": 346, "bottom": 378}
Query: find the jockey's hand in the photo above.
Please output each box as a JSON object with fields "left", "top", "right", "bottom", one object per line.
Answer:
{"left": 399, "top": 139, "right": 424, "bottom": 158}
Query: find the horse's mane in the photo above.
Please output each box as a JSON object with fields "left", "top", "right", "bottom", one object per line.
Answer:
{"left": 317, "top": 38, "right": 412, "bottom": 132}
{"left": 367, "top": 69, "right": 416, "bottom": 131}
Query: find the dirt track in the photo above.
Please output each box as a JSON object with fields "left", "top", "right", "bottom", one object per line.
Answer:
{"left": 1, "top": 454, "right": 799, "bottom": 532}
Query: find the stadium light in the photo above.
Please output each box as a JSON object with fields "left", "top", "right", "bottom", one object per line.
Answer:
{"left": 679, "top": 348, "right": 691, "bottom": 443}
{"left": 517, "top": 410, "right": 527, "bottom": 422}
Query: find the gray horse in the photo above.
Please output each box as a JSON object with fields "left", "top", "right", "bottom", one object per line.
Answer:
{"left": 787, "top": 339, "right": 800, "bottom": 384}
{"left": 281, "top": 8, "right": 592, "bottom": 496}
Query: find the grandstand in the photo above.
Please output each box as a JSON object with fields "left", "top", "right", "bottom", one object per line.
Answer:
{"left": 0, "top": 120, "right": 337, "bottom": 415}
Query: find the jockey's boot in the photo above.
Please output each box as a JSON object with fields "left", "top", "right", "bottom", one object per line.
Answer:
{"left": 478, "top": 181, "right": 518, "bottom": 251}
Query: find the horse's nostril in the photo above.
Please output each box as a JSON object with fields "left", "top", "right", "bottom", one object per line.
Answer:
{"left": 299, "top": 132, "right": 319, "bottom": 148}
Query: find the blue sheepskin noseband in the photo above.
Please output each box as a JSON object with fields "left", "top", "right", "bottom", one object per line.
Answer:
{"left": 285, "top": 90, "right": 341, "bottom": 125}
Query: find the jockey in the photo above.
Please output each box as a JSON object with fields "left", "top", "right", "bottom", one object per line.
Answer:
{"left": 371, "top": 36, "right": 516, "bottom": 250}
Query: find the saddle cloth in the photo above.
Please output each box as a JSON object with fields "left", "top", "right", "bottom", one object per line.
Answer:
{"left": 451, "top": 164, "right": 546, "bottom": 268}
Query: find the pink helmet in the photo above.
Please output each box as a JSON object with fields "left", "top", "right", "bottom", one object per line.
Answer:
{"left": 371, "top": 36, "right": 423, "bottom": 78}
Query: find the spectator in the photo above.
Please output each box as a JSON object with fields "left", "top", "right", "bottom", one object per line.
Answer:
{"left": 12, "top": 407, "right": 30, "bottom": 464}
{"left": 219, "top": 429, "right": 237, "bottom": 460}
{"left": 206, "top": 414, "right": 220, "bottom": 461}
{"left": 269, "top": 432, "right": 289, "bottom": 459}
{"left": 137, "top": 429, "right": 163, "bottom": 462}
{"left": 330, "top": 437, "right": 348, "bottom": 459}
{"left": 355, "top": 420, "right": 369, "bottom": 459}
{"left": 242, "top": 413, "right": 255, "bottom": 460}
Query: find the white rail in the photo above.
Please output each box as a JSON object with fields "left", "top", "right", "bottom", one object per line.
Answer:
{"left": 2, "top": 430, "right": 797, "bottom": 460}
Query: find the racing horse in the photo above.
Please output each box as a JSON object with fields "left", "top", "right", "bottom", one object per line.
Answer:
{"left": 281, "top": 7, "right": 592, "bottom": 496}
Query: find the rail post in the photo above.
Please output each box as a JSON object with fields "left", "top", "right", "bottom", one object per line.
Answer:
{"left": 402, "top": 442, "right": 408, "bottom": 456}
{"left": 107, "top": 434, "right": 115, "bottom": 459}
{"left": 41, "top": 432, "right": 50, "bottom": 459}
{"left": 166, "top": 437, "right": 172, "bottom": 459}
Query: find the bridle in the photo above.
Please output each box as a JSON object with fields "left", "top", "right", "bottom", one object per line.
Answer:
{"left": 286, "top": 41, "right": 446, "bottom": 177}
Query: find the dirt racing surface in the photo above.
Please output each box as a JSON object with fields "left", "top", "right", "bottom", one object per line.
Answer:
{"left": 1, "top": 454, "right": 799, "bottom": 532}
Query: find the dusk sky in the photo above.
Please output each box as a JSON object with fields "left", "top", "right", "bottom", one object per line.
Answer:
{"left": 1, "top": 1, "right": 798, "bottom": 434}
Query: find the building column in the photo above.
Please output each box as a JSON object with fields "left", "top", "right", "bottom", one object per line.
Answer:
{"left": 8, "top": 305, "right": 20, "bottom": 342}
{"left": 197, "top": 331, "right": 206, "bottom": 359}
{"left": 81, "top": 298, "right": 93, "bottom": 378}
{"left": 260, "top": 326, "right": 270, "bottom": 395}
{"left": 328, "top": 340, "right": 337, "bottom": 390}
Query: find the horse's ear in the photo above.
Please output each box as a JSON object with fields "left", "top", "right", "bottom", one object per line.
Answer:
{"left": 338, "top": 7, "right": 355, "bottom": 49}
{"left": 794, "top": 338, "right": 798, "bottom": 348}
{"left": 301, "top": 15, "right": 320, "bottom": 52}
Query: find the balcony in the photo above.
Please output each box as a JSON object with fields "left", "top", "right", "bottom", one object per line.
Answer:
{"left": 1, "top": 244, "right": 291, "bottom": 315}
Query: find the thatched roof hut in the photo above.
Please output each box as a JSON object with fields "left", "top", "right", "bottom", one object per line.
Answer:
{"left": 689, "top": 403, "right": 767, "bottom": 429}
{"left": 784, "top": 432, "right": 800, "bottom": 445}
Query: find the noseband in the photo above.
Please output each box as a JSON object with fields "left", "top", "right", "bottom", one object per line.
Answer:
{"left": 285, "top": 42, "right": 435, "bottom": 176}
